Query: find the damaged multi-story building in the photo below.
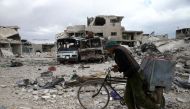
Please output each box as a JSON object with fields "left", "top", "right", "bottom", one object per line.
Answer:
{"left": 57, "top": 15, "right": 145, "bottom": 47}
{"left": 21, "top": 38, "right": 56, "bottom": 57}
{"left": 66, "top": 25, "right": 86, "bottom": 37}
{"left": 86, "top": 15, "right": 124, "bottom": 40}
{"left": 122, "top": 30, "right": 143, "bottom": 47}
{"left": 176, "top": 28, "right": 190, "bottom": 39}
{"left": 0, "top": 26, "right": 22, "bottom": 57}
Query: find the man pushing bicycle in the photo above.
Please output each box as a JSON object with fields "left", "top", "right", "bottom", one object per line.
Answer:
{"left": 105, "top": 40, "right": 164, "bottom": 109}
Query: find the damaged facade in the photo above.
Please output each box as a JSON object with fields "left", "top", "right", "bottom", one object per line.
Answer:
{"left": 22, "top": 39, "right": 55, "bottom": 54}
{"left": 57, "top": 15, "right": 124, "bottom": 40}
{"left": 86, "top": 15, "right": 124, "bottom": 40}
{"left": 0, "top": 26, "right": 22, "bottom": 57}
{"left": 57, "top": 15, "right": 144, "bottom": 47}
{"left": 122, "top": 30, "right": 143, "bottom": 47}
{"left": 66, "top": 25, "right": 86, "bottom": 37}
{"left": 32, "top": 43, "right": 55, "bottom": 53}
{"left": 176, "top": 28, "right": 190, "bottom": 39}
{"left": 21, "top": 39, "right": 33, "bottom": 53}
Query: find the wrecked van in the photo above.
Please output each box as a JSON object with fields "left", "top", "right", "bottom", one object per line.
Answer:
{"left": 56, "top": 37, "right": 105, "bottom": 63}
{"left": 80, "top": 37, "right": 105, "bottom": 62}
{"left": 56, "top": 37, "right": 82, "bottom": 63}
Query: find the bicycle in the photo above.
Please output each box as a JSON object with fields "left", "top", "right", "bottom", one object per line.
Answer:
{"left": 77, "top": 67, "right": 127, "bottom": 109}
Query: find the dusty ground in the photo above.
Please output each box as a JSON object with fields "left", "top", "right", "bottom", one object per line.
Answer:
{"left": 0, "top": 57, "right": 190, "bottom": 109}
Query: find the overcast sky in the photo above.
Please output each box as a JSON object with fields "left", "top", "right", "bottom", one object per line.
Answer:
{"left": 0, "top": 0, "right": 190, "bottom": 43}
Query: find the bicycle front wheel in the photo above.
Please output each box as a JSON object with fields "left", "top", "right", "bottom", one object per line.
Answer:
{"left": 77, "top": 80, "right": 110, "bottom": 109}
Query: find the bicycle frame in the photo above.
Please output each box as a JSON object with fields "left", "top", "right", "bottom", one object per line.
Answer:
{"left": 92, "top": 69, "right": 127, "bottom": 102}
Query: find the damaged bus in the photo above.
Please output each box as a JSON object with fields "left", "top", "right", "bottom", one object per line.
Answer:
{"left": 56, "top": 37, "right": 105, "bottom": 63}
{"left": 80, "top": 37, "right": 105, "bottom": 62}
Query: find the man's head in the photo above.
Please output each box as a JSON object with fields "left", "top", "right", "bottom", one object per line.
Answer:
{"left": 105, "top": 40, "right": 119, "bottom": 53}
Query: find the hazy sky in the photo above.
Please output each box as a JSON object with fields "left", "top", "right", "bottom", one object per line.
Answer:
{"left": 0, "top": 0, "right": 190, "bottom": 43}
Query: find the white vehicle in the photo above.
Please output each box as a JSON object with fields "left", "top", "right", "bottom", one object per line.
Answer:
{"left": 57, "top": 37, "right": 105, "bottom": 63}
{"left": 57, "top": 37, "right": 82, "bottom": 63}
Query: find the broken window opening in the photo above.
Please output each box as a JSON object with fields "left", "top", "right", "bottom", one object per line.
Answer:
{"left": 111, "top": 32, "right": 117, "bottom": 36}
{"left": 75, "top": 33, "right": 85, "bottom": 37}
{"left": 110, "top": 19, "right": 117, "bottom": 23}
{"left": 94, "top": 17, "right": 106, "bottom": 26}
{"left": 87, "top": 17, "right": 94, "bottom": 26}
{"left": 131, "top": 36, "right": 134, "bottom": 40}
{"left": 68, "top": 33, "right": 74, "bottom": 37}
{"left": 95, "top": 33, "right": 103, "bottom": 37}
{"left": 91, "top": 38, "right": 101, "bottom": 48}
{"left": 57, "top": 39, "right": 80, "bottom": 51}
{"left": 81, "top": 40, "right": 90, "bottom": 49}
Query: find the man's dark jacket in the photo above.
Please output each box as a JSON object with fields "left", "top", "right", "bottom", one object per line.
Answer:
{"left": 113, "top": 45, "right": 159, "bottom": 109}
{"left": 114, "top": 46, "right": 140, "bottom": 77}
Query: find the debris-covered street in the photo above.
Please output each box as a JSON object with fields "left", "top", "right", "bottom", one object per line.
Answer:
{"left": 1, "top": 37, "right": 190, "bottom": 109}
{"left": 1, "top": 1, "right": 190, "bottom": 108}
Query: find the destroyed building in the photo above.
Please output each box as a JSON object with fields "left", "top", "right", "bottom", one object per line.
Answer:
{"left": 66, "top": 25, "right": 86, "bottom": 37}
{"left": 32, "top": 43, "right": 55, "bottom": 53}
{"left": 21, "top": 39, "right": 33, "bottom": 53}
{"left": 57, "top": 15, "right": 145, "bottom": 47}
{"left": 86, "top": 15, "right": 124, "bottom": 40}
{"left": 22, "top": 39, "right": 55, "bottom": 54}
{"left": 0, "top": 26, "right": 22, "bottom": 57}
{"left": 176, "top": 28, "right": 190, "bottom": 39}
{"left": 122, "top": 30, "right": 143, "bottom": 47}
{"left": 57, "top": 15, "right": 124, "bottom": 40}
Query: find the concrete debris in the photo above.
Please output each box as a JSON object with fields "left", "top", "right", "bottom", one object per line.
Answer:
{"left": 0, "top": 105, "right": 6, "bottom": 109}
{"left": 17, "top": 107, "right": 32, "bottom": 109}
{"left": 36, "top": 72, "right": 65, "bottom": 89}
{"left": 42, "top": 76, "right": 65, "bottom": 89}
{"left": 78, "top": 64, "right": 90, "bottom": 69}
{"left": 16, "top": 79, "right": 31, "bottom": 87}
{"left": 0, "top": 26, "right": 22, "bottom": 57}
{"left": 141, "top": 43, "right": 160, "bottom": 53}
{"left": 174, "top": 77, "right": 190, "bottom": 89}
{"left": 40, "top": 71, "right": 53, "bottom": 77}
{"left": 0, "top": 85, "right": 7, "bottom": 88}
{"left": 16, "top": 71, "right": 65, "bottom": 89}
{"left": 10, "top": 60, "right": 23, "bottom": 67}
{"left": 176, "top": 97, "right": 189, "bottom": 103}
{"left": 1, "top": 36, "right": 190, "bottom": 108}
{"left": 0, "top": 48, "right": 14, "bottom": 57}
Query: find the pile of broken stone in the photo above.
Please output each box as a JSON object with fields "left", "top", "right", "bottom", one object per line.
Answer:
{"left": 12, "top": 38, "right": 190, "bottom": 109}
{"left": 132, "top": 39, "right": 190, "bottom": 108}
{"left": 15, "top": 70, "right": 81, "bottom": 104}
{"left": 135, "top": 39, "right": 190, "bottom": 89}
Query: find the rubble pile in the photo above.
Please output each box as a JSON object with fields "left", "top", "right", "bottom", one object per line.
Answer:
{"left": 129, "top": 38, "right": 190, "bottom": 108}
{"left": 0, "top": 38, "right": 190, "bottom": 109}
{"left": 22, "top": 52, "right": 56, "bottom": 58}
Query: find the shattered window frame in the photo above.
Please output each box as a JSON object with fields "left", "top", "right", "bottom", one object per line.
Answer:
{"left": 57, "top": 38, "right": 80, "bottom": 51}
{"left": 111, "top": 32, "right": 117, "bottom": 36}
{"left": 94, "top": 17, "right": 106, "bottom": 26}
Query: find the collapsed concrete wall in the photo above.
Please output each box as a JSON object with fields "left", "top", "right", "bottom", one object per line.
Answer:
{"left": 32, "top": 43, "right": 55, "bottom": 53}
{"left": 21, "top": 39, "right": 33, "bottom": 53}
{"left": 0, "top": 26, "right": 22, "bottom": 57}
{"left": 176, "top": 28, "right": 190, "bottom": 39}
{"left": 121, "top": 30, "right": 143, "bottom": 47}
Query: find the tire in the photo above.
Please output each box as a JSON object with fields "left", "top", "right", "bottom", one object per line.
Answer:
{"left": 77, "top": 80, "right": 110, "bottom": 109}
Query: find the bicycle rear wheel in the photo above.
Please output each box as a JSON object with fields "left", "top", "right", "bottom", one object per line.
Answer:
{"left": 77, "top": 80, "right": 110, "bottom": 109}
